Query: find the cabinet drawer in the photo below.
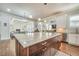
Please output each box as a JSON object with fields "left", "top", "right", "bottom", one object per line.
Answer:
{"left": 45, "top": 39, "right": 53, "bottom": 47}
{"left": 29, "top": 42, "right": 45, "bottom": 55}
{"left": 29, "top": 44, "right": 40, "bottom": 54}
{"left": 29, "top": 39, "right": 52, "bottom": 55}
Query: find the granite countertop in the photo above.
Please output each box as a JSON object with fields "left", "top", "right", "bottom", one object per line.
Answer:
{"left": 14, "top": 32, "right": 62, "bottom": 48}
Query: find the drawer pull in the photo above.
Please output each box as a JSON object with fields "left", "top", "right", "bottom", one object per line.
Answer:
{"left": 42, "top": 42, "right": 47, "bottom": 45}
{"left": 42, "top": 48, "right": 47, "bottom": 51}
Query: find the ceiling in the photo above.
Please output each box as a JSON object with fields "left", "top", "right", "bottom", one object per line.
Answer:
{"left": 0, "top": 3, "right": 79, "bottom": 21}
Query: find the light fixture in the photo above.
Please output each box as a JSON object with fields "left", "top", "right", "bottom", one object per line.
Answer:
{"left": 29, "top": 15, "right": 33, "bottom": 18}
{"left": 44, "top": 20, "right": 46, "bottom": 22}
{"left": 38, "top": 18, "right": 41, "bottom": 21}
{"left": 7, "top": 8, "right": 11, "bottom": 12}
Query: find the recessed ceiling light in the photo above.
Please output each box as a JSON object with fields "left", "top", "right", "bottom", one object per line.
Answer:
{"left": 38, "top": 18, "right": 41, "bottom": 21}
{"left": 44, "top": 20, "right": 46, "bottom": 22}
{"left": 29, "top": 15, "right": 33, "bottom": 18}
{"left": 7, "top": 8, "right": 11, "bottom": 12}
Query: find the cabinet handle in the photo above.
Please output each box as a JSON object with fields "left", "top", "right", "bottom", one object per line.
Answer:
{"left": 44, "top": 48, "right": 47, "bottom": 50}
{"left": 6, "top": 48, "right": 9, "bottom": 50}
{"left": 45, "top": 42, "right": 47, "bottom": 44}
{"left": 42, "top": 48, "right": 47, "bottom": 51}
{"left": 42, "top": 42, "right": 47, "bottom": 45}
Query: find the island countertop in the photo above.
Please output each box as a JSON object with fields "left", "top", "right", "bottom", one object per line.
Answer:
{"left": 14, "top": 32, "right": 62, "bottom": 48}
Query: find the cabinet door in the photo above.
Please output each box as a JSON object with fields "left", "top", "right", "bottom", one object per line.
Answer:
{"left": 56, "top": 15, "right": 67, "bottom": 28}
{"left": 67, "top": 34, "right": 76, "bottom": 45}
{"left": 0, "top": 22, "right": 1, "bottom": 40}
{"left": 75, "top": 35, "right": 79, "bottom": 46}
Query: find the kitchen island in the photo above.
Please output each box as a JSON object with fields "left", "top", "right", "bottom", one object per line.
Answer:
{"left": 14, "top": 32, "right": 63, "bottom": 56}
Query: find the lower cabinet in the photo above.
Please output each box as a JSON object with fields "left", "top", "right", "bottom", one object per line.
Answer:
{"left": 67, "top": 34, "right": 79, "bottom": 46}
{"left": 29, "top": 39, "right": 53, "bottom": 56}
{"left": 15, "top": 35, "right": 62, "bottom": 56}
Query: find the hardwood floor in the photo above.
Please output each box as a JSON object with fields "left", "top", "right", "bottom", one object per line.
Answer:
{"left": 59, "top": 42, "right": 79, "bottom": 56}
{"left": 0, "top": 39, "right": 16, "bottom": 56}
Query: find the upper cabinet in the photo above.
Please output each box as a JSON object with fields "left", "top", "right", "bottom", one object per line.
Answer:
{"left": 56, "top": 14, "right": 67, "bottom": 28}
{"left": 55, "top": 14, "right": 67, "bottom": 32}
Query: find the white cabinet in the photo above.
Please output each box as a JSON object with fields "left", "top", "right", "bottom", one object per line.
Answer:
{"left": 75, "top": 35, "right": 79, "bottom": 45}
{"left": 56, "top": 15, "right": 67, "bottom": 29}
{"left": 67, "top": 34, "right": 79, "bottom": 46}
{"left": 0, "top": 21, "right": 1, "bottom": 40}
{"left": 67, "top": 34, "right": 76, "bottom": 44}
